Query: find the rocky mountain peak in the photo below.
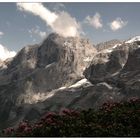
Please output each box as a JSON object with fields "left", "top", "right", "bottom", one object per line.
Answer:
{"left": 96, "top": 39, "right": 123, "bottom": 51}
{"left": 0, "top": 33, "right": 97, "bottom": 113}
{"left": 125, "top": 36, "right": 140, "bottom": 44}
{"left": 37, "top": 33, "right": 97, "bottom": 68}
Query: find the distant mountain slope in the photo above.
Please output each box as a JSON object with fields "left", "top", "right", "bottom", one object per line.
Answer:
{"left": 96, "top": 39, "right": 123, "bottom": 51}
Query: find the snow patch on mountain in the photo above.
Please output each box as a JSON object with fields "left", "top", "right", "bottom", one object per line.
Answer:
{"left": 69, "top": 78, "right": 91, "bottom": 88}
{"left": 17, "top": 92, "right": 55, "bottom": 104}
{"left": 45, "top": 62, "right": 56, "bottom": 69}
{"left": 112, "top": 44, "right": 121, "bottom": 49}
{"left": 83, "top": 57, "right": 93, "bottom": 62}
{"left": 125, "top": 36, "right": 140, "bottom": 43}
{"left": 17, "top": 78, "right": 92, "bottom": 104}
{"left": 102, "top": 44, "right": 122, "bottom": 54}
{"left": 97, "top": 82, "right": 113, "bottom": 90}
{"left": 58, "top": 86, "right": 67, "bottom": 90}
{"left": 103, "top": 49, "right": 113, "bottom": 53}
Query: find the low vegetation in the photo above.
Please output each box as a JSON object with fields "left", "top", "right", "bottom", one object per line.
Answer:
{"left": 1, "top": 97, "right": 140, "bottom": 137}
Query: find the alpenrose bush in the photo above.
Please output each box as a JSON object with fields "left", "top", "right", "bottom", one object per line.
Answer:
{"left": 1, "top": 97, "right": 140, "bottom": 137}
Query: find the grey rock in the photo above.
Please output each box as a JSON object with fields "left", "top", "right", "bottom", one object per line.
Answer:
{"left": 84, "top": 43, "right": 129, "bottom": 84}
{"left": 96, "top": 39, "right": 122, "bottom": 51}
{"left": 0, "top": 33, "right": 97, "bottom": 129}
{"left": 1, "top": 34, "right": 140, "bottom": 130}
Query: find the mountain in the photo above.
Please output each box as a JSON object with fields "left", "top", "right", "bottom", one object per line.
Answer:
{"left": 0, "top": 34, "right": 140, "bottom": 130}
{"left": 125, "top": 36, "right": 140, "bottom": 44}
{"left": 0, "top": 33, "right": 97, "bottom": 129}
{"left": 3, "top": 33, "right": 96, "bottom": 102}
{"left": 96, "top": 39, "right": 123, "bottom": 51}
{"left": 84, "top": 36, "right": 140, "bottom": 103}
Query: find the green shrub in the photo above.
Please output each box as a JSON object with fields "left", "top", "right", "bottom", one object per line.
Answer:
{"left": 1, "top": 97, "right": 140, "bottom": 137}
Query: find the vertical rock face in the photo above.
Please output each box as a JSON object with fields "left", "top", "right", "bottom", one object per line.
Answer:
{"left": 19, "top": 33, "right": 96, "bottom": 94}
{"left": 1, "top": 33, "right": 96, "bottom": 91}
{"left": 117, "top": 42, "right": 140, "bottom": 97}
{"left": 84, "top": 37, "right": 140, "bottom": 100}
{"left": 37, "top": 33, "right": 96, "bottom": 69}
{"left": 84, "top": 43, "right": 129, "bottom": 84}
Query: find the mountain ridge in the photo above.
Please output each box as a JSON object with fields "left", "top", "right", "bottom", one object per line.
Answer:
{"left": 0, "top": 33, "right": 140, "bottom": 129}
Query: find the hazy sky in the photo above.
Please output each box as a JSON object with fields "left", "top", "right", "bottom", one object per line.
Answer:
{"left": 0, "top": 3, "right": 140, "bottom": 52}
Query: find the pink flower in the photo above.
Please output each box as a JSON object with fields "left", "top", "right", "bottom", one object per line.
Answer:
{"left": 70, "top": 110, "right": 80, "bottom": 117}
{"left": 17, "top": 121, "right": 30, "bottom": 132}
{"left": 3, "top": 127, "right": 14, "bottom": 135}
{"left": 45, "top": 118, "right": 56, "bottom": 125}
{"left": 128, "top": 97, "right": 140, "bottom": 103}
{"left": 41, "top": 112, "right": 56, "bottom": 121}
{"left": 34, "top": 124, "right": 43, "bottom": 129}
{"left": 62, "top": 109, "right": 71, "bottom": 115}
{"left": 24, "top": 127, "right": 32, "bottom": 133}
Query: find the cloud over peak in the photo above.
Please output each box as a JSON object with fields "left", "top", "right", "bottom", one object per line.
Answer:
{"left": 0, "top": 44, "right": 16, "bottom": 61}
{"left": 52, "top": 11, "right": 80, "bottom": 37}
{"left": 17, "top": 3, "right": 80, "bottom": 37}
{"left": 109, "top": 17, "right": 128, "bottom": 31}
{"left": 85, "top": 13, "right": 103, "bottom": 29}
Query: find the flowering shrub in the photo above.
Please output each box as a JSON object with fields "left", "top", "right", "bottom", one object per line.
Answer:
{"left": 1, "top": 97, "right": 140, "bottom": 137}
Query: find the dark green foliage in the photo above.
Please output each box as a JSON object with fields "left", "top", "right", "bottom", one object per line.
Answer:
{"left": 1, "top": 97, "right": 140, "bottom": 137}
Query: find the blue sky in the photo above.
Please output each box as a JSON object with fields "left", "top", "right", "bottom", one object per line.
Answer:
{"left": 0, "top": 3, "right": 140, "bottom": 52}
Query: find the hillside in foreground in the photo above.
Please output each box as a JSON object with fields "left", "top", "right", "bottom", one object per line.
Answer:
{"left": 1, "top": 97, "right": 140, "bottom": 137}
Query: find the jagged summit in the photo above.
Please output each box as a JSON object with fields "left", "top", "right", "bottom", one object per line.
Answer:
{"left": 96, "top": 39, "right": 122, "bottom": 51}
{"left": 125, "top": 36, "right": 140, "bottom": 44}
{"left": 37, "top": 32, "right": 97, "bottom": 68}
{"left": 43, "top": 32, "right": 95, "bottom": 49}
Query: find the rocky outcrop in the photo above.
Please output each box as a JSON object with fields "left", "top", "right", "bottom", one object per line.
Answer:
{"left": 117, "top": 42, "right": 140, "bottom": 97}
{"left": 84, "top": 43, "right": 129, "bottom": 84}
{"left": 84, "top": 37, "right": 140, "bottom": 100}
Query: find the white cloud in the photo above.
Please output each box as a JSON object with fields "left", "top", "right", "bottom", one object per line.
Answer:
{"left": 39, "top": 31, "right": 47, "bottom": 38}
{"left": 0, "top": 44, "right": 16, "bottom": 61}
{"left": 29, "top": 26, "right": 47, "bottom": 39}
{"left": 109, "top": 18, "right": 128, "bottom": 31}
{"left": 51, "top": 11, "right": 80, "bottom": 37}
{"left": 85, "top": 13, "right": 103, "bottom": 29}
{"left": 17, "top": 3, "right": 57, "bottom": 25}
{"left": 17, "top": 3, "right": 80, "bottom": 37}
